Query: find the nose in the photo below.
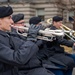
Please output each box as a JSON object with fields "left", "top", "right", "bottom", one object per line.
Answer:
{"left": 10, "top": 18, "right": 14, "bottom": 25}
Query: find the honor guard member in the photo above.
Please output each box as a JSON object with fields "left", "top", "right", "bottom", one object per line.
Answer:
{"left": 29, "top": 16, "right": 75, "bottom": 75}
{"left": 11, "top": 13, "right": 27, "bottom": 40}
{"left": 0, "top": 6, "right": 55, "bottom": 75}
{"left": 41, "top": 16, "right": 75, "bottom": 75}
{"left": 12, "top": 13, "right": 26, "bottom": 33}
{"left": 29, "top": 16, "right": 64, "bottom": 75}
{"left": 12, "top": 15, "right": 55, "bottom": 75}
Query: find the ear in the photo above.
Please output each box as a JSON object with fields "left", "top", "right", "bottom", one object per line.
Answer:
{"left": 0, "top": 19, "right": 2, "bottom": 25}
{"left": 0, "top": 19, "right": 1, "bottom": 25}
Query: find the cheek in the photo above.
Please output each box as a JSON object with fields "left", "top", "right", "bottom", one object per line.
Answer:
{"left": 58, "top": 23, "right": 61, "bottom": 26}
{"left": 19, "top": 24, "right": 22, "bottom": 26}
{"left": 60, "top": 24, "right": 62, "bottom": 26}
{"left": 3, "top": 20, "right": 9, "bottom": 25}
{"left": 4, "top": 21, "right": 10, "bottom": 27}
{"left": 0, "top": 19, "right": 10, "bottom": 27}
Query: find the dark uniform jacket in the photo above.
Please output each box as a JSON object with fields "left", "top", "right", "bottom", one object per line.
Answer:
{"left": 37, "top": 25, "right": 75, "bottom": 70}
{"left": 1, "top": 29, "right": 54, "bottom": 75}
{"left": 0, "top": 30, "right": 41, "bottom": 75}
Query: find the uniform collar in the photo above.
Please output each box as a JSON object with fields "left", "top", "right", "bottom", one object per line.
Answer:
{"left": 50, "top": 25, "right": 57, "bottom": 30}
{"left": 0, "top": 30, "right": 10, "bottom": 37}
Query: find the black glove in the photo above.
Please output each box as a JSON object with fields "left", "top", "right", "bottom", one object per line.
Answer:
{"left": 36, "top": 40, "right": 43, "bottom": 48}
{"left": 27, "top": 24, "right": 43, "bottom": 42}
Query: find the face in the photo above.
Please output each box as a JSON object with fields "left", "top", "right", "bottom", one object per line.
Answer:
{"left": 0, "top": 16, "right": 14, "bottom": 31}
{"left": 14, "top": 20, "right": 25, "bottom": 32}
{"left": 14, "top": 20, "right": 25, "bottom": 27}
{"left": 53, "top": 21, "right": 62, "bottom": 28}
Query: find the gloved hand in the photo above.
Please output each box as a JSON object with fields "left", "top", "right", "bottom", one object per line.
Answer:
{"left": 27, "top": 24, "right": 43, "bottom": 42}
{"left": 36, "top": 40, "right": 43, "bottom": 48}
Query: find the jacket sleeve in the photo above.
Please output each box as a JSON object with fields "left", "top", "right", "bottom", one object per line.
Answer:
{"left": 0, "top": 40, "right": 39, "bottom": 66}
{"left": 57, "top": 36, "right": 74, "bottom": 47}
{"left": 50, "top": 25, "right": 74, "bottom": 47}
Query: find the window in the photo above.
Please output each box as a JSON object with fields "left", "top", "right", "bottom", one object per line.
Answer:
{"left": 69, "top": 11, "right": 74, "bottom": 22}
{"left": 36, "top": 8, "right": 45, "bottom": 21}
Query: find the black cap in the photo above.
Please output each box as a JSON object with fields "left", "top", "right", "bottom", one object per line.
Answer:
{"left": 12, "top": 14, "right": 24, "bottom": 23}
{"left": 29, "top": 17, "right": 41, "bottom": 25}
{"left": 53, "top": 16, "right": 63, "bottom": 22}
{"left": 0, "top": 6, "right": 13, "bottom": 18}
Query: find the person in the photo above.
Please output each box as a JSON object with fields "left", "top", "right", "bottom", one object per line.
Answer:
{"left": 11, "top": 13, "right": 27, "bottom": 40}
{"left": 12, "top": 15, "right": 55, "bottom": 75}
{"left": 40, "top": 16, "right": 75, "bottom": 75}
{"left": 29, "top": 16, "right": 64, "bottom": 75}
{"left": 49, "top": 16, "right": 75, "bottom": 75}
{"left": 0, "top": 6, "right": 54, "bottom": 75}
{"left": 29, "top": 16, "right": 75, "bottom": 75}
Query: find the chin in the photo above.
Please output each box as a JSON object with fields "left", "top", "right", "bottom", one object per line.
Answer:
{"left": 7, "top": 27, "right": 11, "bottom": 32}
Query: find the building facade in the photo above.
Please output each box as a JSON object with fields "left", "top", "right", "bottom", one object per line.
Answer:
{"left": 0, "top": 0, "right": 75, "bottom": 28}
